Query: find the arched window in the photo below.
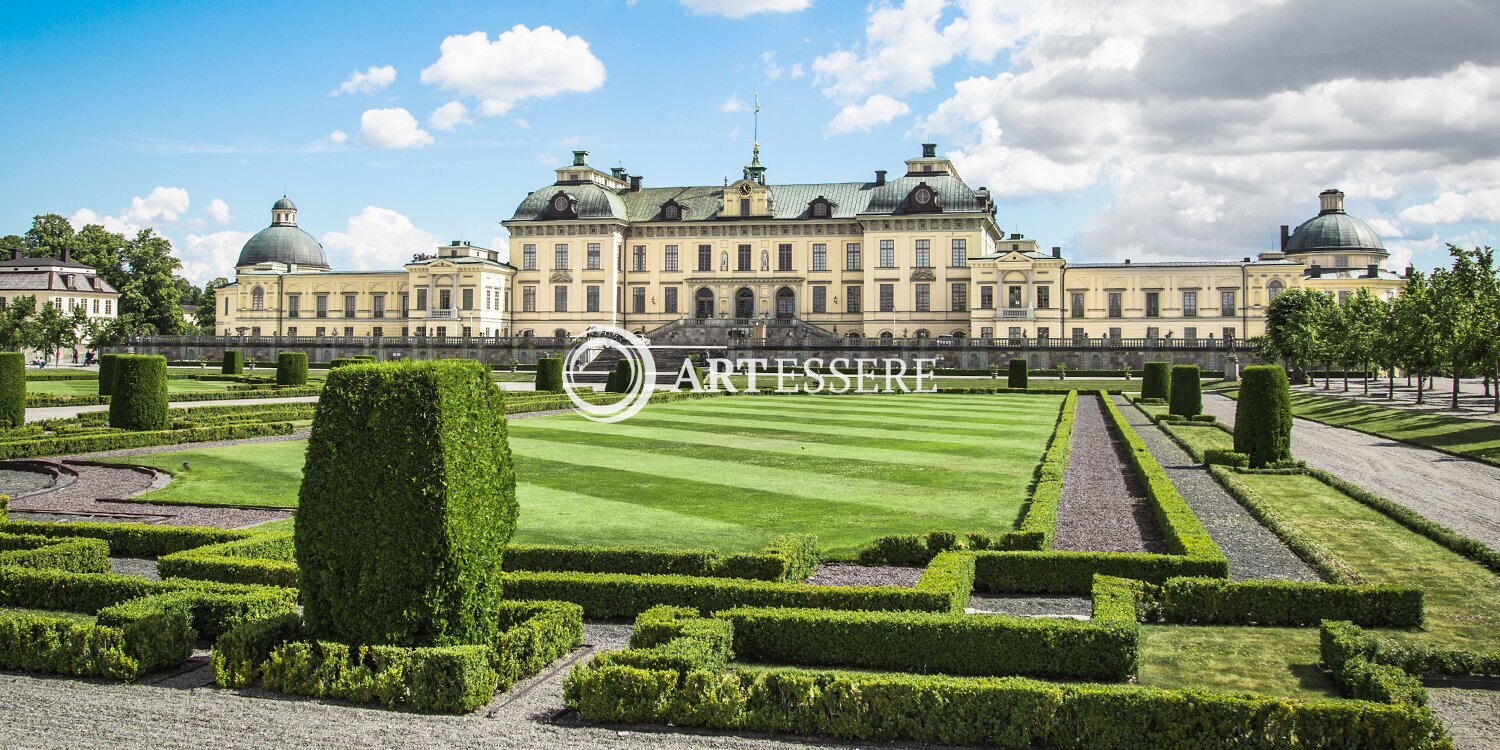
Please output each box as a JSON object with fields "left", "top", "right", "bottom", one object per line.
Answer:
{"left": 1267, "top": 279, "right": 1285, "bottom": 302}
{"left": 664, "top": 204, "right": 679, "bottom": 220}
{"left": 880, "top": 330, "right": 894, "bottom": 340}
{"left": 951, "top": 330, "right": 966, "bottom": 338}
{"left": 553, "top": 328, "right": 569, "bottom": 339}
{"left": 695, "top": 288, "right": 715, "bottom": 319}
{"left": 520, "top": 329, "right": 534, "bottom": 338}
{"left": 914, "top": 329, "right": 930, "bottom": 339}
{"left": 846, "top": 331, "right": 862, "bottom": 339}
{"left": 251, "top": 286, "right": 265, "bottom": 311}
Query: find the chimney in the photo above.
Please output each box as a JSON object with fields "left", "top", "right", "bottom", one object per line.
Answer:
{"left": 1051, "top": 246, "right": 1061, "bottom": 258}
{"left": 629, "top": 175, "right": 642, "bottom": 191}
{"left": 572, "top": 150, "right": 589, "bottom": 167}
{"left": 610, "top": 167, "right": 626, "bottom": 179}
{"left": 1405, "top": 265, "right": 1415, "bottom": 278}
{"left": 9, "top": 248, "right": 18, "bottom": 261}
{"left": 1124, "top": 259, "right": 1131, "bottom": 265}
{"left": 1319, "top": 188, "right": 1345, "bottom": 214}
{"left": 1279, "top": 225, "right": 1290, "bottom": 250}
{"left": 61, "top": 248, "right": 71, "bottom": 263}
{"left": 1243, "top": 257, "right": 1251, "bottom": 263}
{"left": 874, "top": 170, "right": 887, "bottom": 186}
{"left": 1367, "top": 263, "right": 1379, "bottom": 278}
{"left": 921, "top": 142, "right": 937, "bottom": 158}
{"left": 1309, "top": 263, "right": 1321, "bottom": 278}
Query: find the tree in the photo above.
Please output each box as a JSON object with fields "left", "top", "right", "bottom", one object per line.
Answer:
{"left": 1263, "top": 287, "right": 1336, "bottom": 383}
{"left": 1390, "top": 270, "right": 1441, "bottom": 405}
{"left": 1339, "top": 288, "right": 1385, "bottom": 395}
{"left": 0, "top": 235, "right": 23, "bottom": 258}
{"left": 118, "top": 229, "right": 185, "bottom": 335}
{"left": 34, "top": 302, "right": 91, "bottom": 364}
{"left": 1315, "top": 295, "right": 1347, "bottom": 389}
{"left": 0, "top": 296, "right": 40, "bottom": 352}
{"left": 71, "top": 223, "right": 130, "bottom": 291}
{"left": 22, "top": 214, "right": 75, "bottom": 258}
{"left": 196, "top": 277, "right": 230, "bottom": 332}
{"left": 1430, "top": 246, "right": 1488, "bottom": 411}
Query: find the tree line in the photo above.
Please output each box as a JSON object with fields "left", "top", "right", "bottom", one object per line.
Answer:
{"left": 1259, "top": 244, "right": 1500, "bottom": 412}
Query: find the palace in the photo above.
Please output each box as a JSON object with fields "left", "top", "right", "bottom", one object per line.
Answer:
{"left": 219, "top": 143, "right": 1405, "bottom": 344}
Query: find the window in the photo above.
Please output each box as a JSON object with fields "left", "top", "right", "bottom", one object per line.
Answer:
{"left": 251, "top": 287, "right": 264, "bottom": 311}
{"left": 915, "top": 284, "right": 930, "bottom": 312}
{"left": 1037, "top": 327, "right": 1049, "bottom": 340}
{"left": 810, "top": 201, "right": 829, "bottom": 219}
{"left": 554, "top": 243, "right": 569, "bottom": 270}
{"left": 1072, "top": 327, "right": 1085, "bottom": 342}
{"left": 777, "top": 243, "right": 792, "bottom": 271}
{"left": 1036, "top": 286, "right": 1050, "bottom": 309}
{"left": 951, "top": 239, "right": 967, "bottom": 267}
{"left": 1338, "top": 290, "right": 1350, "bottom": 305}
{"left": 287, "top": 295, "right": 300, "bottom": 318}
{"left": 632, "top": 245, "right": 646, "bottom": 272}
{"left": 664, "top": 204, "right": 679, "bottom": 220}
{"left": 1109, "top": 327, "right": 1122, "bottom": 342}
{"left": 462, "top": 288, "right": 473, "bottom": 310}
{"left": 1107, "top": 292, "right": 1121, "bottom": 318}
{"left": 1183, "top": 291, "right": 1198, "bottom": 317}
{"left": 1335, "top": 256, "right": 1349, "bottom": 268}
{"left": 740, "top": 198, "right": 750, "bottom": 216}
{"left": 1008, "top": 285, "right": 1023, "bottom": 309}
{"left": 812, "top": 286, "right": 827, "bottom": 313}
{"left": 811, "top": 243, "right": 827, "bottom": 271}
{"left": 980, "top": 285, "right": 994, "bottom": 309}
{"left": 879, "top": 284, "right": 895, "bottom": 312}
{"left": 587, "top": 243, "right": 601, "bottom": 270}
{"left": 522, "top": 244, "right": 536, "bottom": 270}
{"left": 697, "top": 244, "right": 712, "bottom": 272}
{"left": 416, "top": 289, "right": 427, "bottom": 311}
{"left": 844, "top": 243, "right": 862, "bottom": 270}
{"left": 1146, "top": 326, "right": 1159, "bottom": 341}
{"left": 665, "top": 245, "right": 679, "bottom": 272}
{"left": 522, "top": 286, "right": 536, "bottom": 312}
{"left": 664, "top": 287, "right": 678, "bottom": 313}
{"left": 105, "top": 300, "right": 111, "bottom": 314}
{"left": 340, "top": 293, "right": 355, "bottom": 318}
{"left": 372, "top": 294, "right": 385, "bottom": 319}
{"left": 1268, "top": 279, "right": 1284, "bottom": 301}
{"left": 1184, "top": 327, "right": 1197, "bottom": 341}
{"left": 981, "top": 326, "right": 994, "bottom": 338}
{"left": 251, "top": 326, "right": 261, "bottom": 337}
{"left": 632, "top": 287, "right": 645, "bottom": 313}
{"left": 1223, "top": 327, "right": 1236, "bottom": 341}
{"left": 846, "top": 285, "right": 862, "bottom": 313}
{"left": 1144, "top": 291, "right": 1159, "bottom": 318}
{"left": 316, "top": 294, "right": 329, "bottom": 318}
{"left": 401, "top": 293, "right": 410, "bottom": 317}
{"left": 879, "top": 240, "right": 895, "bottom": 268}
{"left": 586, "top": 285, "right": 600, "bottom": 312}
{"left": 1220, "top": 290, "right": 1236, "bottom": 317}
{"left": 438, "top": 289, "right": 451, "bottom": 310}
{"left": 287, "top": 326, "right": 297, "bottom": 337}
{"left": 92, "top": 299, "right": 99, "bottom": 314}
{"left": 434, "top": 326, "right": 444, "bottom": 338}
{"left": 737, "top": 244, "right": 752, "bottom": 271}
{"left": 554, "top": 286, "right": 568, "bottom": 312}
{"left": 915, "top": 239, "right": 931, "bottom": 268}
{"left": 951, "top": 283, "right": 966, "bottom": 312}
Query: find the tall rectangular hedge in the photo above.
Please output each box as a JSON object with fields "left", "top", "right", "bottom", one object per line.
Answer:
{"left": 97, "top": 353, "right": 119, "bottom": 396}
{"left": 1140, "top": 362, "right": 1171, "bottom": 400}
{"left": 0, "top": 352, "right": 25, "bottom": 428}
{"left": 108, "top": 355, "right": 169, "bottom": 431}
{"left": 1168, "top": 365, "right": 1201, "bottom": 417}
{"left": 222, "top": 350, "right": 244, "bottom": 375}
{"left": 296, "top": 359, "right": 516, "bottom": 648}
{"left": 1007, "top": 359, "right": 1027, "bottom": 389}
{"left": 275, "top": 352, "right": 308, "bottom": 386}
{"left": 535, "top": 357, "right": 564, "bottom": 392}
{"left": 1234, "top": 365, "right": 1293, "bottom": 468}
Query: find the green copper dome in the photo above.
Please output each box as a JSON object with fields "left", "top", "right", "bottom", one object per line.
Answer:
{"left": 1284, "top": 189, "right": 1386, "bottom": 256}
{"left": 236, "top": 197, "right": 330, "bottom": 269}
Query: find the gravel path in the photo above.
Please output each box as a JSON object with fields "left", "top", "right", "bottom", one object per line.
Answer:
{"left": 1428, "top": 688, "right": 1500, "bottom": 750}
{"left": 109, "top": 557, "right": 161, "bottom": 580}
{"left": 966, "top": 594, "right": 1091, "bottom": 618}
{"left": 0, "top": 467, "right": 55, "bottom": 496}
{"left": 804, "top": 563, "right": 919, "bottom": 587}
{"left": 7, "top": 461, "right": 291, "bottom": 529}
{"left": 1202, "top": 393, "right": 1500, "bottom": 549}
{"left": 60, "top": 428, "right": 311, "bottom": 461}
{"left": 1114, "top": 396, "right": 1319, "bottom": 582}
{"left": 1053, "top": 394, "right": 1164, "bottom": 553}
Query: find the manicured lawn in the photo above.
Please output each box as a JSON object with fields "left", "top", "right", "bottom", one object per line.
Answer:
{"left": 1130, "top": 398, "right": 1235, "bottom": 460}
{"left": 0, "top": 607, "right": 95, "bottom": 624}
{"left": 1138, "top": 625, "right": 1337, "bottom": 700}
{"left": 1232, "top": 471, "right": 1500, "bottom": 651}
{"left": 118, "top": 393, "right": 1064, "bottom": 557}
{"left": 101, "top": 440, "right": 308, "bottom": 508}
{"left": 27, "top": 379, "right": 240, "bottom": 396}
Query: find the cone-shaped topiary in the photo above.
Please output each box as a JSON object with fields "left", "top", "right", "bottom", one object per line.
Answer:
{"left": 1007, "top": 359, "right": 1027, "bottom": 389}
{"left": 109, "top": 355, "right": 169, "bottom": 431}
{"left": 1234, "top": 365, "right": 1294, "bottom": 468}
{"left": 0, "top": 352, "right": 25, "bottom": 428}
{"left": 535, "top": 357, "right": 564, "bottom": 392}
{"left": 296, "top": 359, "right": 516, "bottom": 647}
{"left": 276, "top": 352, "right": 309, "bottom": 386}
{"left": 1169, "top": 365, "right": 1202, "bottom": 418}
{"left": 97, "top": 353, "right": 119, "bottom": 396}
{"left": 1141, "top": 362, "right": 1171, "bottom": 401}
{"left": 607, "top": 358, "right": 635, "bottom": 394}
{"left": 222, "top": 350, "right": 244, "bottom": 375}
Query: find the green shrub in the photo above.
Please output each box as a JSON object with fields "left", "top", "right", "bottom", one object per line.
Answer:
{"left": 1189, "top": 414, "right": 1217, "bottom": 423}
{"left": 855, "top": 534, "right": 928, "bottom": 566}
{"left": 1202, "top": 449, "right": 1249, "bottom": 468}
{"left": 275, "top": 352, "right": 308, "bottom": 386}
{"left": 1321, "top": 621, "right": 1427, "bottom": 705}
{"left": 606, "top": 358, "right": 635, "bottom": 393}
{"left": 0, "top": 534, "right": 110, "bottom": 573}
{"left": 1, "top": 519, "right": 252, "bottom": 557}
{"left": 535, "top": 357, "right": 564, "bottom": 392}
{"left": 678, "top": 359, "right": 701, "bottom": 390}
{"left": 97, "top": 353, "right": 119, "bottom": 396}
{"left": 328, "top": 357, "right": 357, "bottom": 369}
{"left": 1157, "top": 577, "right": 1423, "bottom": 627}
{"left": 1007, "top": 359, "right": 1027, "bottom": 388}
{"left": 221, "top": 350, "right": 244, "bottom": 375}
{"left": 158, "top": 533, "right": 298, "bottom": 588}
{"left": 0, "top": 352, "right": 25, "bottom": 428}
{"left": 1168, "top": 365, "right": 1200, "bottom": 417}
{"left": 0, "top": 420, "right": 297, "bottom": 460}
{"left": 1016, "top": 391, "right": 1078, "bottom": 548}
{"left": 297, "top": 359, "right": 515, "bottom": 647}
{"left": 1140, "top": 362, "right": 1171, "bottom": 401}
{"left": 108, "top": 355, "right": 169, "bottom": 431}
{"left": 1234, "top": 365, "right": 1293, "bottom": 468}
{"left": 353, "top": 354, "right": 376, "bottom": 362}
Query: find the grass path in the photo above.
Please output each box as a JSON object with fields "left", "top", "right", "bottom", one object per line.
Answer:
{"left": 1138, "top": 625, "right": 1336, "bottom": 699}
{"left": 27, "top": 379, "right": 239, "bottom": 396}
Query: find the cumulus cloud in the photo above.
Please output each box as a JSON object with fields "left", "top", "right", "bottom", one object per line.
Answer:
{"left": 321, "top": 206, "right": 440, "bottom": 270}
{"left": 178, "top": 230, "right": 251, "bottom": 284}
{"left": 333, "top": 65, "right": 396, "bottom": 95}
{"left": 419, "top": 25, "right": 606, "bottom": 116}
{"left": 329, "top": 129, "right": 349, "bottom": 144}
{"left": 1400, "top": 189, "right": 1500, "bottom": 225}
{"left": 825, "top": 94, "right": 910, "bottom": 134}
{"left": 205, "top": 198, "right": 232, "bottom": 225}
{"left": 719, "top": 94, "right": 748, "bottom": 113}
{"left": 428, "top": 101, "right": 471, "bottom": 131}
{"left": 680, "top": 0, "right": 810, "bottom": 19}
{"left": 358, "top": 108, "right": 433, "bottom": 149}
{"left": 68, "top": 186, "right": 192, "bottom": 235}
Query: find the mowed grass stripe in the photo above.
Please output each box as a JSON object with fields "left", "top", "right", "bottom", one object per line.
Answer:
{"left": 660, "top": 394, "right": 1057, "bottom": 424}
{"left": 513, "top": 483, "right": 763, "bottom": 551}
{"left": 606, "top": 408, "right": 1043, "bottom": 448}
{"left": 588, "top": 414, "right": 1014, "bottom": 458}
{"left": 652, "top": 400, "right": 1046, "bottom": 435}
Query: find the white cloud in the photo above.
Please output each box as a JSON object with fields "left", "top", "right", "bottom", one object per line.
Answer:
{"left": 178, "top": 230, "right": 251, "bottom": 284}
{"left": 1399, "top": 189, "right": 1500, "bottom": 225}
{"left": 419, "top": 26, "right": 606, "bottom": 117}
{"left": 719, "top": 93, "right": 748, "bottom": 113}
{"left": 321, "top": 206, "right": 440, "bottom": 271}
{"left": 333, "top": 65, "right": 396, "bottom": 95}
{"left": 789, "top": 62, "right": 805, "bottom": 79}
{"left": 358, "top": 108, "right": 434, "bottom": 149}
{"left": 825, "top": 94, "right": 910, "bottom": 134}
{"left": 204, "top": 198, "right": 232, "bottom": 225}
{"left": 761, "top": 51, "right": 784, "bottom": 80}
{"left": 125, "top": 186, "right": 190, "bottom": 224}
{"left": 428, "top": 101, "right": 471, "bottom": 131}
{"left": 680, "top": 0, "right": 810, "bottom": 18}
{"left": 514, "top": 117, "right": 531, "bottom": 129}
{"left": 329, "top": 129, "right": 349, "bottom": 144}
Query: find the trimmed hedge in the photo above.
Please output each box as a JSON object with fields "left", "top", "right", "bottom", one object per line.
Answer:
{"left": 1325, "top": 621, "right": 1499, "bottom": 679}
{"left": 1007, "top": 358, "right": 1027, "bottom": 388}
{"left": 0, "top": 352, "right": 25, "bottom": 428}
{"left": 1203, "top": 449, "right": 1248, "bottom": 468}
{"left": 857, "top": 529, "right": 1043, "bottom": 566}
{"left": 97, "top": 353, "right": 119, "bottom": 396}
{"left": 535, "top": 357, "right": 564, "bottom": 392}
{"left": 0, "top": 532, "right": 110, "bottom": 573}
{"left": 297, "top": 359, "right": 515, "bottom": 647}
{"left": 221, "top": 350, "right": 244, "bottom": 375}
{"left": 1017, "top": 390, "right": 1079, "bottom": 549}
{"left": 1, "top": 519, "right": 252, "bottom": 557}
{"left": 1147, "top": 577, "right": 1423, "bottom": 628}
{"left": 0, "top": 599, "right": 191, "bottom": 680}
{"left": 1307, "top": 467, "right": 1500, "bottom": 574}
{"left": 158, "top": 533, "right": 298, "bottom": 588}
{"left": 1321, "top": 621, "right": 1428, "bottom": 705}
{"left": 327, "top": 357, "right": 358, "bottom": 369}
{"left": 1140, "top": 362, "right": 1171, "bottom": 400}
{"left": 1209, "top": 466, "right": 1359, "bottom": 584}
{"left": 108, "top": 355, "right": 169, "bottom": 431}
{"left": 0, "top": 420, "right": 299, "bottom": 460}
{"left": 1234, "top": 365, "right": 1293, "bottom": 468}
{"left": 719, "top": 606, "right": 1139, "bottom": 681}
{"left": 1168, "top": 364, "right": 1201, "bottom": 417}
{"left": 606, "top": 358, "right": 634, "bottom": 394}
{"left": 275, "top": 352, "right": 308, "bottom": 386}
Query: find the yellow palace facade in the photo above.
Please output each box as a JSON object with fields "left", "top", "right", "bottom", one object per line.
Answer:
{"left": 221, "top": 143, "right": 1404, "bottom": 343}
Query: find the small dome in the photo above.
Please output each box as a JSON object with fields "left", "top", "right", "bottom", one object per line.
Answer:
{"left": 236, "top": 226, "right": 329, "bottom": 268}
{"left": 272, "top": 196, "right": 297, "bottom": 211}
{"left": 1283, "top": 189, "right": 1386, "bottom": 256}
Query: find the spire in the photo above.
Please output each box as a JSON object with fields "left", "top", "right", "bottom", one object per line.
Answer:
{"left": 743, "top": 94, "right": 767, "bottom": 185}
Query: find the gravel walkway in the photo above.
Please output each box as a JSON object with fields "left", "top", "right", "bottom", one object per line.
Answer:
{"left": 1428, "top": 688, "right": 1500, "bottom": 750}
{"left": 60, "top": 428, "right": 311, "bottom": 461}
{"left": 109, "top": 558, "right": 160, "bottom": 580}
{"left": 0, "top": 467, "right": 55, "bottom": 496}
{"left": 1202, "top": 393, "right": 1500, "bottom": 549}
{"left": 1053, "top": 394, "right": 1164, "bottom": 553}
{"left": 804, "top": 563, "right": 919, "bottom": 587}
{"left": 7, "top": 460, "right": 290, "bottom": 529}
{"left": 966, "top": 594, "right": 1091, "bottom": 618}
{"left": 1114, "top": 396, "right": 1319, "bottom": 582}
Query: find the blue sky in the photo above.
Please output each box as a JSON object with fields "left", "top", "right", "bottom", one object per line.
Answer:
{"left": 2, "top": 0, "right": 1496, "bottom": 283}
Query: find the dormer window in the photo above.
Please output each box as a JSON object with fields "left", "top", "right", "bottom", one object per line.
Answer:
{"left": 903, "top": 182, "right": 942, "bottom": 214}
{"left": 544, "top": 191, "right": 578, "bottom": 220}
{"left": 661, "top": 199, "right": 685, "bottom": 221}
{"left": 808, "top": 196, "right": 835, "bottom": 220}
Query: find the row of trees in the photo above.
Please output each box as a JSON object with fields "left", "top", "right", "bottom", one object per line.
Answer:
{"left": 0, "top": 296, "right": 99, "bottom": 362}
{"left": 1259, "top": 244, "right": 1500, "bottom": 411}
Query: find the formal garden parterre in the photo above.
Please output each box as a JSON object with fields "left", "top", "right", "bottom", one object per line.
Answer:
{"left": 0, "top": 353, "right": 1494, "bottom": 748}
